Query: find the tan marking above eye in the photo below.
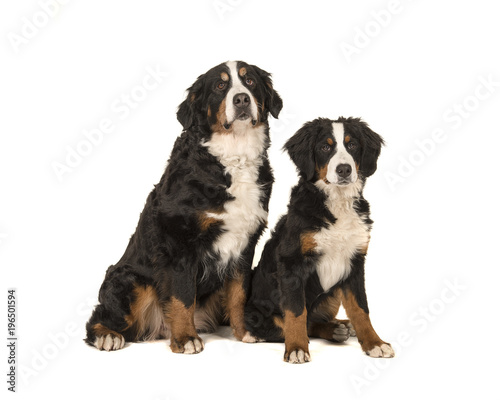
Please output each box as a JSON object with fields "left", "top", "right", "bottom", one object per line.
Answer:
{"left": 221, "top": 72, "right": 229, "bottom": 81}
{"left": 345, "top": 136, "right": 351, "bottom": 143}
{"left": 239, "top": 67, "right": 247, "bottom": 77}
{"left": 327, "top": 138, "right": 333, "bottom": 145}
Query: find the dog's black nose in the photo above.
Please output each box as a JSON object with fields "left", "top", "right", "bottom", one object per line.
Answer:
{"left": 233, "top": 93, "right": 250, "bottom": 109}
{"left": 336, "top": 164, "right": 352, "bottom": 178}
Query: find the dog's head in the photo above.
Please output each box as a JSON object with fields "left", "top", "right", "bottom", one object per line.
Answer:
{"left": 177, "top": 61, "right": 283, "bottom": 133}
{"left": 284, "top": 117, "right": 384, "bottom": 185}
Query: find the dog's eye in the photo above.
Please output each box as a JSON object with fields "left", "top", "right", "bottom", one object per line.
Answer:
{"left": 217, "top": 82, "right": 226, "bottom": 90}
{"left": 245, "top": 78, "right": 254, "bottom": 86}
{"left": 347, "top": 142, "right": 357, "bottom": 150}
{"left": 321, "top": 144, "right": 331, "bottom": 152}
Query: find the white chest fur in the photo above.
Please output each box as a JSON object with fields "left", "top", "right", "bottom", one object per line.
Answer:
{"left": 203, "top": 124, "right": 268, "bottom": 273}
{"left": 313, "top": 181, "right": 370, "bottom": 291}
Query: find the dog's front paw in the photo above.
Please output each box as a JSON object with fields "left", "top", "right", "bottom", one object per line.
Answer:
{"left": 170, "top": 336, "right": 204, "bottom": 354}
{"left": 284, "top": 347, "right": 311, "bottom": 364}
{"left": 366, "top": 343, "right": 394, "bottom": 358}
{"left": 94, "top": 332, "right": 125, "bottom": 352}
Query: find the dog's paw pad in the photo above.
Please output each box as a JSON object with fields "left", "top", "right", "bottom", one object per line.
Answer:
{"left": 366, "top": 343, "right": 395, "bottom": 358}
{"left": 94, "top": 333, "right": 125, "bottom": 351}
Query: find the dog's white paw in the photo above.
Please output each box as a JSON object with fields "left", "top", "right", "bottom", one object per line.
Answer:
{"left": 94, "top": 333, "right": 125, "bottom": 351}
{"left": 242, "top": 332, "right": 260, "bottom": 343}
{"left": 182, "top": 338, "right": 204, "bottom": 354}
{"left": 285, "top": 349, "right": 311, "bottom": 364}
{"left": 366, "top": 343, "right": 395, "bottom": 358}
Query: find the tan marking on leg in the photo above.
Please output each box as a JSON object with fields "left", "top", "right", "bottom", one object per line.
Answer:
{"left": 124, "top": 285, "right": 166, "bottom": 341}
{"left": 340, "top": 289, "right": 387, "bottom": 354}
{"left": 194, "top": 290, "right": 223, "bottom": 333}
{"left": 165, "top": 297, "right": 202, "bottom": 353}
{"left": 309, "top": 290, "right": 348, "bottom": 340}
{"left": 224, "top": 273, "right": 248, "bottom": 341}
{"left": 283, "top": 308, "right": 310, "bottom": 362}
{"left": 312, "top": 290, "right": 342, "bottom": 322}
{"left": 273, "top": 315, "right": 285, "bottom": 333}
{"left": 93, "top": 323, "right": 119, "bottom": 337}
{"left": 300, "top": 231, "right": 317, "bottom": 255}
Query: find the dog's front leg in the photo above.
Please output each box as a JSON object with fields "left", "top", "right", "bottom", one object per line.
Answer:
{"left": 340, "top": 254, "right": 394, "bottom": 358}
{"left": 163, "top": 260, "right": 203, "bottom": 354}
{"left": 225, "top": 242, "right": 257, "bottom": 342}
{"left": 279, "top": 270, "right": 310, "bottom": 364}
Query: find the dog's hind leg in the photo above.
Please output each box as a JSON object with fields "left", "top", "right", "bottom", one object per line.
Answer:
{"left": 308, "top": 290, "right": 356, "bottom": 342}
{"left": 85, "top": 264, "right": 152, "bottom": 351}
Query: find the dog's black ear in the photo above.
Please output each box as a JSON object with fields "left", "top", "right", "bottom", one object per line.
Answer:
{"left": 177, "top": 74, "right": 205, "bottom": 130}
{"left": 357, "top": 119, "right": 385, "bottom": 178}
{"left": 252, "top": 65, "right": 283, "bottom": 120}
{"left": 284, "top": 120, "right": 322, "bottom": 181}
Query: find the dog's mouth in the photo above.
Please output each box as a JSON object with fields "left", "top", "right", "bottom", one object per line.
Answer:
{"left": 223, "top": 112, "right": 258, "bottom": 130}
{"left": 323, "top": 178, "right": 352, "bottom": 186}
{"left": 237, "top": 112, "right": 250, "bottom": 121}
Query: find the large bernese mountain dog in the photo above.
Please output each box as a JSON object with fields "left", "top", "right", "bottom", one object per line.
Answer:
{"left": 244, "top": 117, "right": 394, "bottom": 363}
{"left": 85, "top": 61, "right": 282, "bottom": 353}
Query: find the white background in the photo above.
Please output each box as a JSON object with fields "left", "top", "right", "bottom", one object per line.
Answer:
{"left": 1, "top": 1, "right": 499, "bottom": 399}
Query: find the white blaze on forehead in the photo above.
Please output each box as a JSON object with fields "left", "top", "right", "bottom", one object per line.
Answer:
{"left": 225, "top": 61, "right": 258, "bottom": 124}
{"left": 325, "top": 122, "right": 358, "bottom": 184}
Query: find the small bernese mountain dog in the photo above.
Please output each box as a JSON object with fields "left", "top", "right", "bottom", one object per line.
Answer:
{"left": 244, "top": 117, "right": 394, "bottom": 363}
{"left": 85, "top": 61, "right": 283, "bottom": 353}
